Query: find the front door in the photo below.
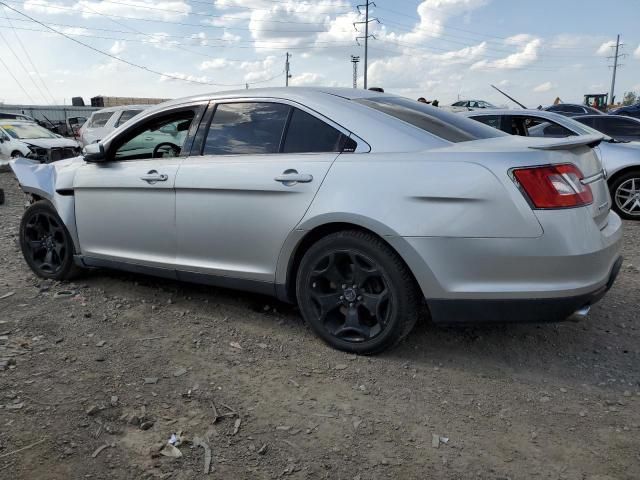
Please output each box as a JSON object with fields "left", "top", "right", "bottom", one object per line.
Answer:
{"left": 175, "top": 101, "right": 352, "bottom": 282}
{"left": 73, "top": 108, "right": 199, "bottom": 270}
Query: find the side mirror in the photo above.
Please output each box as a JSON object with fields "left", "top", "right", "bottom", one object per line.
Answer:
{"left": 83, "top": 142, "right": 107, "bottom": 163}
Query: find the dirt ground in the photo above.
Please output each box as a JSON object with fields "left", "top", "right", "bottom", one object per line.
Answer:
{"left": 1, "top": 171, "right": 639, "bottom": 480}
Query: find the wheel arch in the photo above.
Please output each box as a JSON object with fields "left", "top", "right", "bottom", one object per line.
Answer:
{"left": 276, "top": 215, "right": 437, "bottom": 304}
{"left": 607, "top": 165, "right": 640, "bottom": 189}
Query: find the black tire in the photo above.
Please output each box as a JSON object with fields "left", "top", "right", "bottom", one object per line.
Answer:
{"left": 10, "top": 151, "right": 22, "bottom": 159}
{"left": 296, "top": 230, "right": 421, "bottom": 355}
{"left": 0, "top": 188, "right": 4, "bottom": 205}
{"left": 19, "top": 201, "right": 80, "bottom": 280}
{"left": 610, "top": 170, "right": 640, "bottom": 220}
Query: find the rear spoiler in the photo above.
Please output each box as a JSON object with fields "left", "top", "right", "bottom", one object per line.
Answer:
{"left": 528, "top": 134, "right": 603, "bottom": 151}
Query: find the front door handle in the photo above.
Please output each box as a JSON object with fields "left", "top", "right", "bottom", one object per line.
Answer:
{"left": 275, "top": 169, "right": 313, "bottom": 186}
{"left": 140, "top": 170, "right": 168, "bottom": 184}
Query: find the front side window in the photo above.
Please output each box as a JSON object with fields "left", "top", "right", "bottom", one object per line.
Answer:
{"left": 115, "top": 110, "right": 143, "bottom": 127}
{"left": 204, "top": 102, "right": 289, "bottom": 155}
{"left": 112, "top": 110, "right": 195, "bottom": 161}
{"left": 527, "top": 119, "right": 575, "bottom": 138}
{"left": 356, "top": 96, "right": 507, "bottom": 143}
{"left": 87, "top": 112, "right": 114, "bottom": 128}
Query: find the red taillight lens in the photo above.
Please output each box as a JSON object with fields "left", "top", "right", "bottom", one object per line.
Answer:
{"left": 512, "top": 164, "right": 593, "bottom": 209}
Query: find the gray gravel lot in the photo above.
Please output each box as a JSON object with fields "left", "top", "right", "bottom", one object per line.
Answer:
{"left": 0, "top": 171, "right": 639, "bottom": 479}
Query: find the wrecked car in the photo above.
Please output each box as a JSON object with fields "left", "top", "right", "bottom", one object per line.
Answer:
{"left": 10, "top": 87, "right": 622, "bottom": 354}
{"left": 0, "top": 120, "right": 81, "bottom": 163}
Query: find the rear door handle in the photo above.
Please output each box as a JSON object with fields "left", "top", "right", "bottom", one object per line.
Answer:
{"left": 275, "top": 169, "right": 313, "bottom": 186}
{"left": 140, "top": 170, "right": 168, "bottom": 184}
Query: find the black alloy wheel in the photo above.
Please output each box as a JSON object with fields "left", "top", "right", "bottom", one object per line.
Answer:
{"left": 19, "top": 201, "right": 79, "bottom": 280}
{"left": 296, "top": 230, "right": 421, "bottom": 354}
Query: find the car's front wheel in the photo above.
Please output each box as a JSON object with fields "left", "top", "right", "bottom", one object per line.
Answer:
{"left": 19, "top": 201, "right": 79, "bottom": 280}
{"left": 610, "top": 170, "right": 640, "bottom": 220}
{"left": 296, "top": 230, "right": 421, "bottom": 354}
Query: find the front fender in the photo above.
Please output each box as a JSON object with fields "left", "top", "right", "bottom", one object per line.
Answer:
{"left": 10, "top": 157, "right": 81, "bottom": 252}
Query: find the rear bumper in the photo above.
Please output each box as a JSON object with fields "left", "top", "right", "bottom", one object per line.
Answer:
{"left": 428, "top": 256, "right": 622, "bottom": 324}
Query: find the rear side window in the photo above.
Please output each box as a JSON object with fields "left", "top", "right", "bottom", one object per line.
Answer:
{"left": 283, "top": 108, "right": 344, "bottom": 153}
{"left": 204, "top": 102, "right": 289, "bottom": 155}
{"left": 596, "top": 117, "right": 640, "bottom": 137}
{"left": 471, "top": 115, "right": 501, "bottom": 130}
{"left": 88, "top": 112, "right": 114, "bottom": 128}
{"left": 575, "top": 117, "right": 597, "bottom": 128}
{"left": 115, "top": 109, "right": 143, "bottom": 127}
{"left": 355, "top": 97, "right": 506, "bottom": 143}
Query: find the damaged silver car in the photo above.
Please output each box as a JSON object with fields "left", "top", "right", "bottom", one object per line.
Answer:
{"left": 10, "top": 88, "right": 623, "bottom": 354}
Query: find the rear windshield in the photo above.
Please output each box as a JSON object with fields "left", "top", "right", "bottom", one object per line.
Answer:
{"left": 87, "top": 112, "right": 114, "bottom": 128}
{"left": 355, "top": 96, "right": 507, "bottom": 143}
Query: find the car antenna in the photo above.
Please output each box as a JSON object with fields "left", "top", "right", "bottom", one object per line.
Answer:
{"left": 490, "top": 84, "right": 528, "bottom": 109}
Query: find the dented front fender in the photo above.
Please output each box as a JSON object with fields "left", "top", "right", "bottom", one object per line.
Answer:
{"left": 10, "top": 156, "right": 83, "bottom": 253}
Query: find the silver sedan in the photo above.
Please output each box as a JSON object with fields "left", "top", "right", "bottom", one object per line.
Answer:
{"left": 10, "top": 88, "right": 622, "bottom": 354}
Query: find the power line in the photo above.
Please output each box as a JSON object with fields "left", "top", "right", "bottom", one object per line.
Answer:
{"left": 1, "top": 5, "right": 56, "bottom": 103}
{"left": 0, "top": 50, "right": 35, "bottom": 102}
{"left": 0, "top": 0, "right": 356, "bottom": 32}
{"left": 0, "top": 2, "right": 284, "bottom": 87}
{"left": 0, "top": 22, "right": 50, "bottom": 103}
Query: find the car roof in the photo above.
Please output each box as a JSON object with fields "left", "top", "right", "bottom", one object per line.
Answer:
{"left": 142, "top": 87, "right": 389, "bottom": 113}
{"left": 0, "top": 119, "right": 39, "bottom": 124}
{"left": 461, "top": 108, "right": 554, "bottom": 117}
{"left": 92, "top": 105, "right": 152, "bottom": 114}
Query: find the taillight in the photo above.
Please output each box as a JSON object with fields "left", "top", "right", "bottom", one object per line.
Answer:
{"left": 512, "top": 164, "right": 593, "bottom": 209}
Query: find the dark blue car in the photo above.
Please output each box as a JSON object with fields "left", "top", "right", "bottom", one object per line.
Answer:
{"left": 611, "top": 103, "right": 640, "bottom": 119}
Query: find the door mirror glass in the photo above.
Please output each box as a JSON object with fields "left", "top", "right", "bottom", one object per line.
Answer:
{"left": 83, "top": 142, "right": 106, "bottom": 162}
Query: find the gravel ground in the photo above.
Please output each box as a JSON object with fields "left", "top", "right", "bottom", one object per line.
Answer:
{"left": 0, "top": 171, "right": 639, "bottom": 480}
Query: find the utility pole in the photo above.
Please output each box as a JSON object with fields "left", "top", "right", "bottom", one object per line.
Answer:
{"left": 285, "top": 52, "right": 291, "bottom": 87}
{"left": 350, "top": 55, "right": 360, "bottom": 88}
{"left": 608, "top": 35, "right": 625, "bottom": 106}
{"left": 354, "top": 2, "right": 378, "bottom": 89}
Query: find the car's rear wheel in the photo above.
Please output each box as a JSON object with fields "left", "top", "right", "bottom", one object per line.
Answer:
{"left": 610, "top": 171, "right": 640, "bottom": 220}
{"left": 19, "top": 201, "right": 80, "bottom": 280}
{"left": 296, "top": 230, "right": 421, "bottom": 354}
{"left": 11, "top": 151, "right": 22, "bottom": 158}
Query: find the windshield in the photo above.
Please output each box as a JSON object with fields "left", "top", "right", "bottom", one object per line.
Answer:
{"left": 0, "top": 122, "right": 58, "bottom": 139}
{"left": 355, "top": 96, "right": 507, "bottom": 143}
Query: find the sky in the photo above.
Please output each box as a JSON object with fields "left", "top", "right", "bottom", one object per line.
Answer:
{"left": 0, "top": 0, "right": 639, "bottom": 107}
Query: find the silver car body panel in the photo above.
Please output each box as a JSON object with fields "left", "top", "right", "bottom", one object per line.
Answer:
{"left": 10, "top": 88, "right": 623, "bottom": 323}
{"left": 462, "top": 109, "right": 640, "bottom": 180}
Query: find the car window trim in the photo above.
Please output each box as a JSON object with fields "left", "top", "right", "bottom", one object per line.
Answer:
{"left": 198, "top": 97, "right": 369, "bottom": 157}
{"left": 102, "top": 102, "right": 207, "bottom": 162}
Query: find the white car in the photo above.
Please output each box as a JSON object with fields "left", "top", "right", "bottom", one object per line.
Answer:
{"left": 0, "top": 120, "right": 80, "bottom": 163}
{"left": 79, "top": 105, "right": 148, "bottom": 146}
{"left": 0, "top": 125, "right": 31, "bottom": 159}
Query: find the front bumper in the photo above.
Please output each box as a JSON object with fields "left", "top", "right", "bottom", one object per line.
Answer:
{"left": 427, "top": 256, "right": 622, "bottom": 324}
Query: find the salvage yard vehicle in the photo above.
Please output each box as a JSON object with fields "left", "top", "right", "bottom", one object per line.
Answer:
{"left": 449, "top": 99, "right": 498, "bottom": 112}
{"left": 610, "top": 103, "right": 640, "bottom": 119}
{"left": 10, "top": 88, "right": 622, "bottom": 354}
{"left": 0, "top": 120, "right": 81, "bottom": 163}
{"left": 543, "top": 103, "right": 604, "bottom": 117}
{"left": 463, "top": 109, "right": 640, "bottom": 219}
{"left": 0, "top": 126, "right": 30, "bottom": 159}
{"left": 574, "top": 114, "right": 640, "bottom": 142}
{"left": 79, "top": 105, "right": 148, "bottom": 146}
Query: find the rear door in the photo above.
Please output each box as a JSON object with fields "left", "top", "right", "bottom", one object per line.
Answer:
{"left": 595, "top": 117, "right": 640, "bottom": 142}
{"left": 174, "top": 100, "right": 351, "bottom": 282}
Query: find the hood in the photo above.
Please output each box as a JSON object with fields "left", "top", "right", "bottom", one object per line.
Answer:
{"left": 23, "top": 137, "right": 80, "bottom": 149}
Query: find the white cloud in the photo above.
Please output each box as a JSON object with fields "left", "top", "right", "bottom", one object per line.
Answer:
{"left": 109, "top": 40, "right": 126, "bottom": 56}
{"left": 222, "top": 31, "right": 242, "bottom": 44}
{"left": 23, "top": 0, "right": 67, "bottom": 15}
{"left": 59, "top": 27, "right": 89, "bottom": 36}
{"left": 289, "top": 72, "right": 341, "bottom": 87}
{"left": 471, "top": 36, "right": 541, "bottom": 70}
{"left": 596, "top": 40, "right": 616, "bottom": 56}
{"left": 533, "top": 81, "right": 554, "bottom": 93}
{"left": 159, "top": 72, "right": 209, "bottom": 83}
{"left": 75, "top": 0, "right": 191, "bottom": 22}
{"left": 142, "top": 32, "right": 180, "bottom": 50}
{"left": 199, "top": 58, "right": 231, "bottom": 70}
{"left": 635, "top": 44, "right": 640, "bottom": 59}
